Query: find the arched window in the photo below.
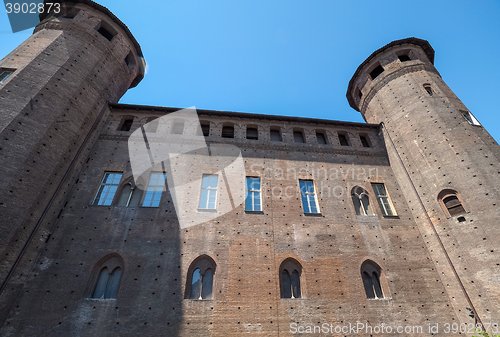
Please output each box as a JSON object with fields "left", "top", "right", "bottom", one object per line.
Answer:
{"left": 438, "top": 189, "right": 466, "bottom": 217}
{"left": 423, "top": 83, "right": 433, "bottom": 96}
{"left": 89, "top": 254, "right": 124, "bottom": 299}
{"left": 116, "top": 181, "right": 142, "bottom": 207}
{"left": 361, "top": 260, "right": 384, "bottom": 299}
{"left": 185, "top": 255, "right": 216, "bottom": 300}
{"left": 351, "top": 186, "right": 371, "bottom": 216}
{"left": 279, "top": 258, "right": 302, "bottom": 299}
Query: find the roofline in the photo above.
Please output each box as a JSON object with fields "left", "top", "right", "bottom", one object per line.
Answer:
{"left": 109, "top": 103, "right": 380, "bottom": 129}
{"left": 39, "top": 0, "right": 145, "bottom": 87}
{"left": 346, "top": 37, "right": 435, "bottom": 111}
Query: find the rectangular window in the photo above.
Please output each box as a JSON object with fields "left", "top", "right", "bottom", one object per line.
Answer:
{"left": 221, "top": 125, "right": 234, "bottom": 138}
{"left": 245, "top": 177, "right": 262, "bottom": 212}
{"left": 94, "top": 172, "right": 123, "bottom": 206}
{"left": 338, "top": 133, "right": 350, "bottom": 146}
{"left": 293, "top": 130, "right": 305, "bottom": 143}
{"left": 369, "top": 64, "right": 384, "bottom": 80}
{"left": 371, "top": 183, "right": 397, "bottom": 216}
{"left": 171, "top": 120, "right": 185, "bottom": 134}
{"left": 460, "top": 110, "right": 481, "bottom": 126}
{"left": 142, "top": 172, "right": 166, "bottom": 207}
{"left": 270, "top": 128, "right": 282, "bottom": 142}
{"left": 0, "top": 69, "right": 14, "bottom": 84}
{"left": 246, "top": 127, "right": 258, "bottom": 140}
{"left": 299, "top": 179, "right": 320, "bottom": 214}
{"left": 97, "top": 21, "right": 116, "bottom": 41}
{"left": 316, "top": 131, "right": 328, "bottom": 145}
{"left": 360, "top": 135, "right": 371, "bottom": 147}
{"left": 198, "top": 174, "right": 218, "bottom": 210}
{"left": 200, "top": 122, "right": 210, "bottom": 137}
{"left": 118, "top": 117, "right": 134, "bottom": 131}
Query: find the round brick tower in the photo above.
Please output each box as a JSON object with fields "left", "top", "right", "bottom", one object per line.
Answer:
{"left": 0, "top": 0, "right": 144, "bottom": 291}
{"left": 347, "top": 37, "right": 500, "bottom": 327}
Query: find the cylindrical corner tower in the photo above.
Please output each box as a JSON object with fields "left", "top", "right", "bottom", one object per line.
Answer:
{"left": 0, "top": 0, "right": 144, "bottom": 291}
{"left": 347, "top": 37, "right": 499, "bottom": 326}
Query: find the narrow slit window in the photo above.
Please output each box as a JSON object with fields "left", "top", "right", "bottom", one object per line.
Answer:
{"left": 371, "top": 183, "right": 397, "bottom": 216}
{"left": 460, "top": 110, "right": 481, "bottom": 126}
{"left": 360, "top": 135, "right": 371, "bottom": 148}
{"left": 246, "top": 127, "right": 258, "bottom": 140}
{"left": 124, "top": 52, "right": 135, "bottom": 69}
{"left": 142, "top": 172, "right": 166, "bottom": 207}
{"left": 293, "top": 130, "right": 305, "bottom": 143}
{"left": 199, "top": 174, "right": 218, "bottom": 210}
{"left": 245, "top": 177, "right": 262, "bottom": 212}
{"left": 369, "top": 64, "right": 384, "bottom": 80}
{"left": 270, "top": 128, "right": 282, "bottom": 142}
{"left": 355, "top": 87, "right": 363, "bottom": 100}
{"left": 299, "top": 179, "right": 320, "bottom": 214}
{"left": 316, "top": 131, "right": 328, "bottom": 145}
{"left": 93, "top": 172, "right": 123, "bottom": 206}
{"left": 338, "top": 133, "right": 350, "bottom": 146}
{"left": 221, "top": 125, "right": 234, "bottom": 138}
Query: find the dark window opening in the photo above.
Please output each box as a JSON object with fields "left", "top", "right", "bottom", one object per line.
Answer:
{"left": 443, "top": 195, "right": 466, "bottom": 216}
{"left": 369, "top": 64, "right": 384, "bottom": 80}
{"left": 280, "top": 259, "right": 302, "bottom": 299}
{"left": 171, "top": 120, "right": 185, "bottom": 135}
{"left": 293, "top": 130, "right": 305, "bottom": 143}
{"left": 360, "top": 135, "right": 371, "bottom": 148}
{"left": 457, "top": 216, "right": 466, "bottom": 223}
{"left": 270, "top": 129, "right": 282, "bottom": 142}
{"left": 185, "top": 256, "right": 216, "bottom": 300}
{"left": 355, "top": 87, "right": 363, "bottom": 100}
{"left": 0, "top": 68, "right": 14, "bottom": 83}
{"left": 246, "top": 127, "right": 258, "bottom": 140}
{"left": 423, "top": 84, "right": 433, "bottom": 96}
{"left": 361, "top": 260, "right": 384, "bottom": 299}
{"left": 97, "top": 22, "right": 116, "bottom": 41}
{"left": 338, "top": 133, "right": 349, "bottom": 146}
{"left": 221, "top": 125, "right": 234, "bottom": 138}
{"left": 89, "top": 255, "right": 123, "bottom": 300}
{"left": 200, "top": 122, "right": 210, "bottom": 137}
{"left": 398, "top": 54, "right": 411, "bottom": 62}
{"left": 125, "top": 52, "right": 135, "bottom": 69}
{"left": 118, "top": 118, "right": 134, "bottom": 131}
{"left": 316, "top": 131, "right": 327, "bottom": 145}
{"left": 62, "top": 8, "right": 80, "bottom": 18}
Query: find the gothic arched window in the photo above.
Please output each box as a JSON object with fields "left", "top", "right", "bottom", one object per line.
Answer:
{"left": 351, "top": 186, "right": 372, "bottom": 216}
{"left": 186, "top": 255, "right": 216, "bottom": 300}
{"left": 361, "top": 260, "right": 385, "bottom": 299}
{"left": 89, "top": 254, "right": 124, "bottom": 299}
{"left": 280, "top": 258, "right": 302, "bottom": 299}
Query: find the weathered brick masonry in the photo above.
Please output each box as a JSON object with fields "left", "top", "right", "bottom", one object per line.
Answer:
{"left": 0, "top": 1, "right": 498, "bottom": 337}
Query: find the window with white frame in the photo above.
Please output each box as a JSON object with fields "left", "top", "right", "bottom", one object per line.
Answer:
{"left": 198, "top": 174, "right": 218, "bottom": 210}
{"left": 0, "top": 68, "right": 14, "bottom": 84}
{"left": 299, "top": 179, "right": 320, "bottom": 214}
{"left": 460, "top": 110, "right": 481, "bottom": 126}
{"left": 93, "top": 172, "right": 123, "bottom": 206}
{"left": 245, "top": 176, "right": 262, "bottom": 212}
{"left": 371, "top": 183, "right": 397, "bottom": 216}
{"left": 142, "top": 172, "right": 166, "bottom": 207}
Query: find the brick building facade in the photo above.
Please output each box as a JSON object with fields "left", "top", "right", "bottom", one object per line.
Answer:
{"left": 0, "top": 1, "right": 498, "bottom": 336}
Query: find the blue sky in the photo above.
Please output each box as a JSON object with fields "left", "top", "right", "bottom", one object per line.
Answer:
{"left": 1, "top": 0, "right": 499, "bottom": 142}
